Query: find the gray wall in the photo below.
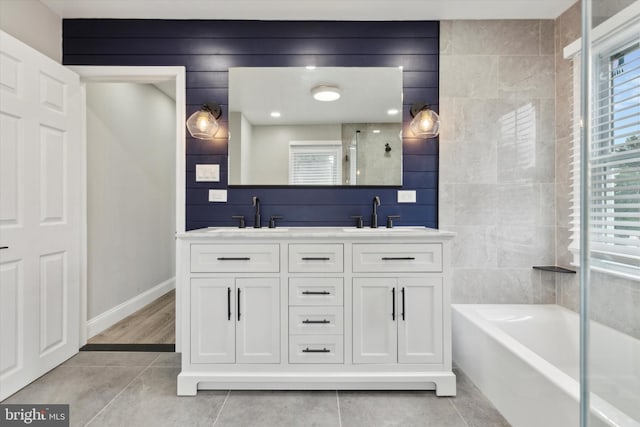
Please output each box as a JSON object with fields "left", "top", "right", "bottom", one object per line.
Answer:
{"left": 0, "top": 0, "right": 61, "bottom": 62}
{"left": 248, "top": 124, "right": 341, "bottom": 185}
{"left": 440, "top": 4, "right": 640, "bottom": 340}
{"left": 86, "top": 83, "right": 176, "bottom": 319}
{"left": 555, "top": 1, "right": 640, "bottom": 340}
{"left": 439, "top": 19, "right": 557, "bottom": 304}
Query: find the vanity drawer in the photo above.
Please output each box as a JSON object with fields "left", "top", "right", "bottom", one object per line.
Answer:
{"left": 191, "top": 244, "right": 280, "bottom": 273}
{"left": 289, "top": 335, "right": 344, "bottom": 364}
{"left": 289, "top": 307, "right": 343, "bottom": 335}
{"left": 352, "top": 243, "right": 442, "bottom": 273}
{"left": 288, "top": 244, "right": 344, "bottom": 273}
{"left": 289, "top": 278, "right": 343, "bottom": 306}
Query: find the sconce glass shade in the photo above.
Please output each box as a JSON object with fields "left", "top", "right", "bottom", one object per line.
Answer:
{"left": 186, "top": 103, "right": 221, "bottom": 139}
{"left": 409, "top": 105, "right": 440, "bottom": 138}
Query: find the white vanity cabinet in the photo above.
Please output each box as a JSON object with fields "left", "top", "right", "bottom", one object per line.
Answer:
{"left": 190, "top": 277, "right": 280, "bottom": 364}
{"left": 177, "top": 227, "right": 455, "bottom": 396}
{"left": 352, "top": 277, "right": 442, "bottom": 364}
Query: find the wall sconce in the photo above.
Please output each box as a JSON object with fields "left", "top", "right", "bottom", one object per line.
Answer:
{"left": 409, "top": 102, "right": 440, "bottom": 138}
{"left": 186, "top": 103, "right": 222, "bottom": 139}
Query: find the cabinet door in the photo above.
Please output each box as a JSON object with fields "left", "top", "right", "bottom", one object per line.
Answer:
{"left": 236, "top": 278, "right": 280, "bottom": 364}
{"left": 397, "top": 278, "right": 443, "bottom": 364}
{"left": 352, "top": 278, "right": 397, "bottom": 364}
{"left": 190, "top": 278, "right": 235, "bottom": 364}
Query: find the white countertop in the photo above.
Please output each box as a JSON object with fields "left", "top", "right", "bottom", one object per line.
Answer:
{"left": 178, "top": 226, "right": 456, "bottom": 240}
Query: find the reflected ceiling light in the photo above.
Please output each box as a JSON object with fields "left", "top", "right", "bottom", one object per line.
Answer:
{"left": 311, "top": 85, "right": 341, "bottom": 102}
{"left": 409, "top": 102, "right": 440, "bottom": 138}
{"left": 387, "top": 109, "right": 399, "bottom": 115}
{"left": 305, "top": 65, "right": 317, "bottom": 70}
{"left": 270, "top": 111, "right": 281, "bottom": 118}
{"left": 186, "top": 103, "right": 221, "bottom": 140}
{"left": 372, "top": 129, "right": 381, "bottom": 134}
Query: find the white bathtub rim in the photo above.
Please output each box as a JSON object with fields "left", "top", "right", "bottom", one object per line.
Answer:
{"left": 452, "top": 304, "right": 640, "bottom": 427}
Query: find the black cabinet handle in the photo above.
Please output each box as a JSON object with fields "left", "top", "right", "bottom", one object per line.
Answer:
{"left": 237, "top": 288, "right": 241, "bottom": 321}
{"left": 302, "top": 291, "right": 331, "bottom": 295}
{"left": 0, "top": 246, "right": 8, "bottom": 250}
{"left": 218, "top": 257, "right": 251, "bottom": 261}
{"left": 302, "top": 347, "right": 330, "bottom": 353}
{"left": 301, "top": 257, "right": 331, "bottom": 261}
{"left": 381, "top": 257, "right": 416, "bottom": 261}
{"left": 401, "top": 287, "right": 406, "bottom": 321}
{"left": 227, "top": 287, "right": 231, "bottom": 320}
{"left": 302, "top": 319, "right": 331, "bottom": 324}
{"left": 391, "top": 288, "right": 396, "bottom": 321}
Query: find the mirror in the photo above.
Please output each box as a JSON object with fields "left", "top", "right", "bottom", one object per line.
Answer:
{"left": 228, "top": 67, "right": 403, "bottom": 186}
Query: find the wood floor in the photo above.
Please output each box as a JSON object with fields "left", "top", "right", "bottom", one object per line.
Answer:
{"left": 88, "top": 289, "right": 175, "bottom": 344}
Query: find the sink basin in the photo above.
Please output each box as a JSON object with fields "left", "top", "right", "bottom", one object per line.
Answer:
{"left": 206, "top": 227, "right": 289, "bottom": 232}
{"left": 342, "top": 227, "right": 428, "bottom": 232}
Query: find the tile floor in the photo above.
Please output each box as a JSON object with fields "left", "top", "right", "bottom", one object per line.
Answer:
{"left": 3, "top": 352, "right": 510, "bottom": 427}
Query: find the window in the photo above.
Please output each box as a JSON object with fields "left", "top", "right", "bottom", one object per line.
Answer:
{"left": 289, "top": 141, "right": 342, "bottom": 185}
{"left": 570, "top": 39, "right": 640, "bottom": 278}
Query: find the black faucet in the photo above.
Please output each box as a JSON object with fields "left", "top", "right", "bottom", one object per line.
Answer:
{"left": 371, "top": 196, "right": 381, "bottom": 228}
{"left": 252, "top": 196, "right": 261, "bottom": 228}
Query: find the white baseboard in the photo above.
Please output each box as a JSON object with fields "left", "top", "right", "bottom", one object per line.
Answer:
{"left": 87, "top": 277, "right": 175, "bottom": 339}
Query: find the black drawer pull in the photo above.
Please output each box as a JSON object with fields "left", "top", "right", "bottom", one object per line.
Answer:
{"left": 302, "top": 319, "right": 331, "bottom": 324}
{"left": 227, "top": 287, "right": 231, "bottom": 321}
{"left": 302, "top": 291, "right": 331, "bottom": 295}
{"left": 302, "top": 347, "right": 330, "bottom": 353}
{"left": 0, "top": 246, "right": 8, "bottom": 250}
{"left": 381, "top": 257, "right": 416, "bottom": 261}
{"left": 301, "top": 257, "right": 331, "bottom": 261}
{"left": 217, "top": 257, "right": 251, "bottom": 261}
{"left": 237, "top": 288, "right": 241, "bottom": 321}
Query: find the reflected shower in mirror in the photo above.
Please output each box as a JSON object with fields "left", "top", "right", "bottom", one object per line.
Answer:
{"left": 228, "top": 67, "right": 403, "bottom": 186}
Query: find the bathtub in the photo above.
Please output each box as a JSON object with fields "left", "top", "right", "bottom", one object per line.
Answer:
{"left": 452, "top": 304, "right": 640, "bottom": 427}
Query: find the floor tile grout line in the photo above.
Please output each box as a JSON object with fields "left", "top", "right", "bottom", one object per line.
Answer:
{"left": 82, "top": 362, "right": 155, "bottom": 427}
{"left": 212, "top": 390, "right": 231, "bottom": 427}
{"left": 448, "top": 397, "right": 471, "bottom": 427}
{"left": 336, "top": 390, "right": 343, "bottom": 427}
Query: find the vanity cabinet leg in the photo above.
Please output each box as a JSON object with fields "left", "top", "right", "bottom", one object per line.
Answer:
{"left": 177, "top": 374, "right": 199, "bottom": 396}
{"left": 435, "top": 374, "right": 457, "bottom": 397}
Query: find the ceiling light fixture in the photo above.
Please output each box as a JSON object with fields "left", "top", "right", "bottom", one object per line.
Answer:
{"left": 311, "top": 85, "right": 341, "bottom": 102}
{"left": 270, "top": 111, "right": 281, "bottom": 118}
{"left": 186, "top": 103, "right": 222, "bottom": 140}
{"left": 409, "top": 102, "right": 440, "bottom": 138}
{"left": 387, "top": 109, "right": 399, "bottom": 115}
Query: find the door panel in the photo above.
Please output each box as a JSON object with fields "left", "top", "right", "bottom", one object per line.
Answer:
{"left": 0, "top": 31, "right": 81, "bottom": 401}
{"left": 39, "top": 252, "right": 67, "bottom": 355}
{"left": 236, "top": 278, "right": 280, "bottom": 364}
{"left": 190, "top": 278, "right": 235, "bottom": 364}
{"left": 352, "top": 278, "right": 397, "bottom": 364}
{"left": 39, "top": 126, "right": 66, "bottom": 223}
{"left": 398, "top": 278, "right": 443, "bottom": 364}
{"left": 0, "top": 112, "right": 21, "bottom": 226}
{"left": 0, "top": 260, "right": 22, "bottom": 377}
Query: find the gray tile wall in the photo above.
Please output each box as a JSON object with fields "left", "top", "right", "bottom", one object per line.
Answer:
{"left": 555, "top": 1, "right": 640, "bottom": 340}
{"left": 439, "top": 20, "right": 557, "bottom": 304}
{"left": 441, "top": 5, "right": 640, "bottom": 340}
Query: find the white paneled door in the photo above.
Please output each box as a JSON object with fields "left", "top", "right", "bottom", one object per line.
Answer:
{"left": 0, "top": 31, "right": 81, "bottom": 401}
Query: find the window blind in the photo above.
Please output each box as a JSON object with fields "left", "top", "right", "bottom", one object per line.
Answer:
{"left": 289, "top": 144, "right": 342, "bottom": 185}
{"left": 569, "top": 40, "right": 640, "bottom": 278}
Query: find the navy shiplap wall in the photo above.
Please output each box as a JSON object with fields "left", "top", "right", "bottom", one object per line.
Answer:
{"left": 63, "top": 20, "right": 439, "bottom": 230}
